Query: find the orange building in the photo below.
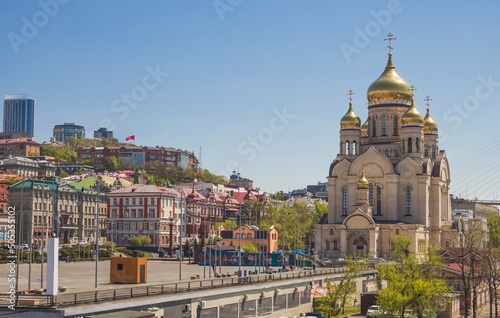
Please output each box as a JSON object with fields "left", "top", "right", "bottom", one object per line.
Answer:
{"left": 220, "top": 225, "right": 279, "bottom": 253}
{"left": 0, "top": 138, "right": 40, "bottom": 159}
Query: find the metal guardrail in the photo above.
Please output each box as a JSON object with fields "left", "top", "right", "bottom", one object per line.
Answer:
{"left": 0, "top": 267, "right": 350, "bottom": 309}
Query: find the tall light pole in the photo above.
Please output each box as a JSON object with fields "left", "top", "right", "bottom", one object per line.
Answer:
{"left": 179, "top": 191, "right": 184, "bottom": 281}
{"left": 238, "top": 203, "right": 242, "bottom": 271}
{"left": 95, "top": 178, "right": 100, "bottom": 289}
{"left": 168, "top": 217, "right": 174, "bottom": 257}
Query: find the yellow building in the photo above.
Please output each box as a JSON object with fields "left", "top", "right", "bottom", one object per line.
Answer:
{"left": 220, "top": 225, "right": 279, "bottom": 253}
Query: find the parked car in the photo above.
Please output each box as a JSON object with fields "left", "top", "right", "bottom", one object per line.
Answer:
{"left": 77, "top": 241, "right": 88, "bottom": 246}
{"left": 367, "top": 305, "right": 383, "bottom": 317}
{"left": 305, "top": 313, "right": 328, "bottom": 318}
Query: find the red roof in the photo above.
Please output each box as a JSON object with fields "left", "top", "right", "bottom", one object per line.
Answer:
{"left": 0, "top": 138, "right": 39, "bottom": 145}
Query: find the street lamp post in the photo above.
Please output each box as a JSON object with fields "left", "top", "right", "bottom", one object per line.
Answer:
{"left": 168, "top": 217, "right": 174, "bottom": 257}
{"left": 238, "top": 204, "right": 242, "bottom": 272}
{"left": 179, "top": 192, "right": 184, "bottom": 281}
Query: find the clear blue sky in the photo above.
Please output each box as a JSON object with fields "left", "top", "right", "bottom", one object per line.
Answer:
{"left": 1, "top": 1, "right": 499, "bottom": 199}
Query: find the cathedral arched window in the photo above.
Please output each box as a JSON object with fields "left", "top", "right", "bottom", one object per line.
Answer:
{"left": 342, "top": 186, "right": 348, "bottom": 216}
{"left": 407, "top": 138, "right": 413, "bottom": 153}
{"left": 376, "top": 185, "right": 382, "bottom": 215}
{"left": 381, "top": 115, "right": 387, "bottom": 136}
{"left": 329, "top": 228, "right": 334, "bottom": 235}
{"left": 431, "top": 144, "right": 436, "bottom": 159}
{"left": 372, "top": 115, "right": 377, "bottom": 137}
{"left": 395, "top": 148, "right": 401, "bottom": 157}
{"left": 369, "top": 183, "right": 374, "bottom": 206}
{"left": 333, "top": 239, "right": 338, "bottom": 250}
{"left": 385, "top": 148, "right": 390, "bottom": 157}
{"left": 345, "top": 141, "right": 349, "bottom": 155}
{"left": 405, "top": 185, "right": 412, "bottom": 216}
{"left": 325, "top": 239, "right": 331, "bottom": 250}
{"left": 352, "top": 141, "right": 357, "bottom": 155}
{"left": 416, "top": 138, "right": 420, "bottom": 153}
{"left": 424, "top": 144, "right": 429, "bottom": 157}
{"left": 395, "top": 228, "right": 400, "bottom": 235}
{"left": 393, "top": 114, "right": 399, "bottom": 136}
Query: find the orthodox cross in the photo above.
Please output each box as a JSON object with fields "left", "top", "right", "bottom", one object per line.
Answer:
{"left": 347, "top": 90, "right": 355, "bottom": 102}
{"left": 384, "top": 33, "right": 396, "bottom": 53}
{"left": 409, "top": 85, "right": 417, "bottom": 97}
{"left": 424, "top": 96, "right": 432, "bottom": 107}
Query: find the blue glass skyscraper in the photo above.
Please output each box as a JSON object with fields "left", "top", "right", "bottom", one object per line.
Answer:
{"left": 3, "top": 94, "right": 35, "bottom": 137}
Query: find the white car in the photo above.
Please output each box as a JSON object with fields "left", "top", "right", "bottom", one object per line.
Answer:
{"left": 367, "top": 305, "right": 382, "bottom": 317}
{"left": 77, "top": 241, "right": 88, "bottom": 246}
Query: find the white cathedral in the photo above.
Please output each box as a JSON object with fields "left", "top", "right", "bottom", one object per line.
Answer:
{"left": 315, "top": 42, "right": 456, "bottom": 259}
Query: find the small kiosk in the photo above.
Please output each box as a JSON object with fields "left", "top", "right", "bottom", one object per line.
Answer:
{"left": 110, "top": 257, "right": 148, "bottom": 284}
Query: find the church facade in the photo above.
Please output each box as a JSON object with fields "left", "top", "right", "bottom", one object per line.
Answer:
{"left": 315, "top": 46, "right": 455, "bottom": 259}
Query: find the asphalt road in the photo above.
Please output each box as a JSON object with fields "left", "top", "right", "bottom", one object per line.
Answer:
{"left": 0, "top": 258, "right": 282, "bottom": 294}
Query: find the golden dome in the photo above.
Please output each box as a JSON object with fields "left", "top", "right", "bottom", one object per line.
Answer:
{"left": 367, "top": 54, "right": 413, "bottom": 103}
{"left": 423, "top": 108, "right": 438, "bottom": 132}
{"left": 340, "top": 102, "right": 361, "bottom": 128}
{"left": 356, "top": 170, "right": 369, "bottom": 189}
{"left": 360, "top": 118, "right": 369, "bottom": 136}
{"left": 402, "top": 102, "right": 424, "bottom": 126}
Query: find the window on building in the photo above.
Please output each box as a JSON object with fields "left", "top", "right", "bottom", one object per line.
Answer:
{"left": 395, "top": 228, "right": 400, "bottom": 235}
{"left": 150, "top": 198, "right": 155, "bottom": 205}
{"left": 431, "top": 144, "right": 436, "bottom": 159}
{"left": 345, "top": 140, "right": 349, "bottom": 155}
{"left": 329, "top": 228, "right": 334, "bottom": 235}
{"left": 124, "top": 209, "right": 129, "bottom": 218}
{"left": 352, "top": 141, "right": 357, "bottom": 155}
{"left": 112, "top": 209, "right": 117, "bottom": 218}
{"left": 416, "top": 138, "right": 420, "bottom": 153}
{"left": 149, "top": 209, "right": 155, "bottom": 218}
{"left": 131, "top": 209, "right": 136, "bottom": 218}
{"left": 393, "top": 115, "right": 398, "bottom": 136}
{"left": 382, "top": 115, "right": 387, "bottom": 136}
{"left": 385, "top": 148, "right": 390, "bottom": 157}
{"left": 369, "top": 183, "right": 374, "bottom": 206}
{"left": 132, "top": 198, "right": 136, "bottom": 205}
{"left": 342, "top": 186, "right": 348, "bottom": 216}
{"left": 325, "top": 239, "right": 331, "bottom": 250}
{"left": 333, "top": 239, "right": 338, "bottom": 250}
{"left": 113, "top": 198, "right": 118, "bottom": 206}
{"left": 408, "top": 138, "right": 412, "bottom": 153}
{"left": 395, "top": 148, "right": 401, "bottom": 157}
{"left": 124, "top": 222, "right": 129, "bottom": 231}
{"left": 376, "top": 186, "right": 382, "bottom": 215}
{"left": 424, "top": 144, "right": 429, "bottom": 157}
{"left": 405, "top": 186, "right": 412, "bottom": 216}
{"left": 372, "top": 116, "right": 377, "bottom": 137}
{"left": 139, "top": 198, "right": 143, "bottom": 205}
{"left": 125, "top": 198, "right": 129, "bottom": 206}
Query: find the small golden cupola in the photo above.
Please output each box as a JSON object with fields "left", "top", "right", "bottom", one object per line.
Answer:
{"left": 360, "top": 118, "right": 369, "bottom": 136}
{"left": 402, "top": 101, "right": 424, "bottom": 126}
{"left": 340, "top": 102, "right": 361, "bottom": 129}
{"left": 356, "top": 170, "right": 369, "bottom": 189}
{"left": 423, "top": 96, "right": 438, "bottom": 133}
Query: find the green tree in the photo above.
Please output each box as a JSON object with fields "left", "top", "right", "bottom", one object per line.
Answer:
{"left": 216, "top": 219, "right": 237, "bottom": 230}
{"left": 103, "top": 241, "right": 116, "bottom": 250}
{"left": 376, "top": 236, "right": 449, "bottom": 318}
{"left": 487, "top": 214, "right": 500, "bottom": 249}
{"left": 140, "top": 235, "right": 152, "bottom": 247}
{"left": 129, "top": 237, "right": 141, "bottom": 247}
{"left": 316, "top": 256, "right": 368, "bottom": 317}
{"left": 104, "top": 156, "right": 122, "bottom": 172}
{"left": 242, "top": 243, "right": 259, "bottom": 253}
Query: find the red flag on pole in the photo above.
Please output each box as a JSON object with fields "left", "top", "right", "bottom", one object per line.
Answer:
{"left": 125, "top": 135, "right": 135, "bottom": 141}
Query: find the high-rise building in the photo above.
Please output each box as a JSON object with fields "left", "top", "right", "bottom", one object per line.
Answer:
{"left": 53, "top": 123, "right": 85, "bottom": 143}
{"left": 3, "top": 94, "right": 35, "bottom": 137}
{"left": 94, "top": 127, "right": 114, "bottom": 138}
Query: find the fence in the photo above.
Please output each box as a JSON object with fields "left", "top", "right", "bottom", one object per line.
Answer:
{"left": 0, "top": 267, "right": 355, "bottom": 309}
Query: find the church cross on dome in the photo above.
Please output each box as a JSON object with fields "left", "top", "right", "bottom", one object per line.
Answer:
{"left": 347, "top": 90, "right": 355, "bottom": 102}
{"left": 384, "top": 33, "right": 397, "bottom": 54}
{"left": 424, "top": 96, "right": 432, "bottom": 108}
{"left": 409, "top": 85, "right": 417, "bottom": 97}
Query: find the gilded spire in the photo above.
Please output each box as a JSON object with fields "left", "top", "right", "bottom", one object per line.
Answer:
{"left": 367, "top": 36, "right": 412, "bottom": 104}
{"left": 340, "top": 90, "right": 361, "bottom": 129}
{"left": 423, "top": 96, "right": 438, "bottom": 133}
{"left": 357, "top": 169, "right": 369, "bottom": 189}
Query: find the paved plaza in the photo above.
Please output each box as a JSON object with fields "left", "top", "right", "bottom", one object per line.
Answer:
{"left": 0, "top": 259, "right": 283, "bottom": 294}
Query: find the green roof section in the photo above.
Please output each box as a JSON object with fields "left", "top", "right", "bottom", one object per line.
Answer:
{"left": 70, "top": 175, "right": 132, "bottom": 191}
{"left": 9, "top": 179, "right": 70, "bottom": 191}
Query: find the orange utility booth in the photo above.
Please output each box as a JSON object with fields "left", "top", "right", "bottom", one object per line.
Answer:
{"left": 110, "top": 257, "right": 148, "bottom": 284}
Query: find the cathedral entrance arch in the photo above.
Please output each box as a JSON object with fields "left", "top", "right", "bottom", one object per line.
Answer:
{"left": 347, "top": 233, "right": 368, "bottom": 256}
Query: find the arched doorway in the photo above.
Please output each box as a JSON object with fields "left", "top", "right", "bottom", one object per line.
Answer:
{"left": 353, "top": 236, "right": 368, "bottom": 257}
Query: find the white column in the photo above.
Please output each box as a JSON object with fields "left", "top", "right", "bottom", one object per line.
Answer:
{"left": 47, "top": 238, "right": 59, "bottom": 296}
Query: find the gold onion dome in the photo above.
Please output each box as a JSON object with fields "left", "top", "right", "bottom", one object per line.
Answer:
{"left": 360, "top": 118, "right": 369, "bottom": 136}
{"left": 340, "top": 102, "right": 361, "bottom": 128}
{"left": 402, "top": 102, "right": 424, "bottom": 126}
{"left": 423, "top": 108, "right": 438, "bottom": 132}
{"left": 357, "top": 170, "right": 369, "bottom": 189}
{"left": 367, "top": 53, "right": 413, "bottom": 103}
